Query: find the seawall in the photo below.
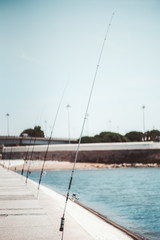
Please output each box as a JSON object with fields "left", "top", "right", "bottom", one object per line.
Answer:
{"left": 2, "top": 142, "right": 160, "bottom": 165}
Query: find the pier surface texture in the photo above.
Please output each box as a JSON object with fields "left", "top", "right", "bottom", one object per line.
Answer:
{"left": 0, "top": 166, "right": 138, "bottom": 240}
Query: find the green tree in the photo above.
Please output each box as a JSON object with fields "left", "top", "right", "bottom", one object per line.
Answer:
{"left": 125, "top": 131, "right": 143, "bottom": 142}
{"left": 145, "top": 130, "right": 160, "bottom": 141}
{"left": 81, "top": 136, "right": 93, "bottom": 143}
{"left": 99, "top": 132, "right": 127, "bottom": 142}
{"left": 81, "top": 131, "right": 128, "bottom": 143}
{"left": 20, "top": 126, "right": 44, "bottom": 137}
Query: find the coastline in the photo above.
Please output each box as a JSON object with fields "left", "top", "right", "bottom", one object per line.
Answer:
{"left": 0, "top": 159, "right": 160, "bottom": 171}
{"left": 0, "top": 163, "right": 146, "bottom": 239}
{"left": 29, "top": 176, "right": 142, "bottom": 240}
{"left": 3, "top": 142, "right": 160, "bottom": 167}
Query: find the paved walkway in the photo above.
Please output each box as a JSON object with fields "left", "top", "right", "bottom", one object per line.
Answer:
{"left": 0, "top": 166, "right": 91, "bottom": 240}
{"left": 0, "top": 166, "right": 138, "bottom": 240}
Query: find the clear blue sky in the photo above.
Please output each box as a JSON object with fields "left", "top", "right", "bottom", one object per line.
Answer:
{"left": 0, "top": 0, "right": 160, "bottom": 138}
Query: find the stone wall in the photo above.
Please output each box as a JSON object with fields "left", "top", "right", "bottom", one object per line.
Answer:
{"left": 2, "top": 149, "right": 160, "bottom": 164}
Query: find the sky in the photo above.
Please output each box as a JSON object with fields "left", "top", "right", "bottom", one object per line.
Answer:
{"left": 0, "top": 0, "right": 160, "bottom": 139}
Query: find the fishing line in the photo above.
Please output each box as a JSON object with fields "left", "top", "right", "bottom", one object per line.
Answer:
{"left": 2, "top": 135, "right": 15, "bottom": 170}
{"left": 25, "top": 136, "right": 37, "bottom": 183}
{"left": 59, "top": 13, "right": 114, "bottom": 239}
{"left": 21, "top": 137, "right": 33, "bottom": 175}
{"left": 25, "top": 113, "right": 46, "bottom": 182}
{"left": 37, "top": 83, "right": 68, "bottom": 192}
{"left": 2, "top": 135, "right": 9, "bottom": 168}
{"left": 7, "top": 136, "right": 16, "bottom": 170}
{"left": 21, "top": 112, "right": 44, "bottom": 176}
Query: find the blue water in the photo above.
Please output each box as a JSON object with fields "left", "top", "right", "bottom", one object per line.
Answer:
{"left": 25, "top": 168, "right": 160, "bottom": 240}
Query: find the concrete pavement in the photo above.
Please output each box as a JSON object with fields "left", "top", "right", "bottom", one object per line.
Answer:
{"left": 0, "top": 166, "right": 92, "bottom": 240}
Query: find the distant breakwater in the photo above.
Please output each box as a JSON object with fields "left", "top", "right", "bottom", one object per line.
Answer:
{"left": 2, "top": 142, "right": 160, "bottom": 166}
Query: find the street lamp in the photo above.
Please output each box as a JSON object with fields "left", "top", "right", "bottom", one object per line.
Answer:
{"left": 45, "top": 120, "right": 47, "bottom": 138}
{"left": 66, "top": 104, "right": 71, "bottom": 144}
{"left": 142, "top": 106, "right": 145, "bottom": 134}
{"left": 142, "top": 106, "right": 146, "bottom": 141}
{"left": 6, "top": 113, "right": 10, "bottom": 136}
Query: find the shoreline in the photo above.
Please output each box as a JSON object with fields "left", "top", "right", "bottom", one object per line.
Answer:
{"left": 75, "top": 201, "right": 143, "bottom": 240}
{"left": 0, "top": 159, "right": 160, "bottom": 171}
{"left": 29, "top": 175, "right": 142, "bottom": 240}
{"left": 1, "top": 165, "right": 135, "bottom": 240}
{"left": 2, "top": 142, "right": 160, "bottom": 167}
{"left": 0, "top": 164, "right": 145, "bottom": 239}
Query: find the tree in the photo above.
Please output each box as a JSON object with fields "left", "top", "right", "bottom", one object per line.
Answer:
{"left": 125, "top": 131, "right": 143, "bottom": 142}
{"left": 81, "top": 131, "right": 128, "bottom": 143}
{"left": 145, "top": 130, "right": 160, "bottom": 141}
{"left": 81, "top": 136, "right": 93, "bottom": 143}
{"left": 20, "top": 126, "right": 44, "bottom": 137}
{"left": 99, "top": 132, "right": 127, "bottom": 142}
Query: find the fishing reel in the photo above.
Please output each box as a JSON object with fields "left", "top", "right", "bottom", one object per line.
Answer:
{"left": 42, "top": 171, "right": 46, "bottom": 176}
{"left": 71, "top": 193, "right": 79, "bottom": 201}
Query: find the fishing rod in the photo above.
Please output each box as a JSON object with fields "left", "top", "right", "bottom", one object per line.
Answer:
{"left": 21, "top": 137, "right": 33, "bottom": 175}
{"left": 37, "top": 84, "right": 67, "bottom": 192}
{"left": 21, "top": 108, "right": 47, "bottom": 175}
{"left": 2, "top": 135, "right": 10, "bottom": 168}
{"left": 25, "top": 108, "right": 51, "bottom": 181}
{"left": 59, "top": 13, "right": 114, "bottom": 239}
{"left": 7, "top": 136, "right": 16, "bottom": 171}
{"left": 25, "top": 135, "right": 38, "bottom": 183}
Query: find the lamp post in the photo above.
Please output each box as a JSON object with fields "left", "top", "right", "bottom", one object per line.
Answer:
{"left": 66, "top": 104, "right": 71, "bottom": 144}
{"left": 6, "top": 113, "right": 10, "bottom": 136}
{"left": 142, "top": 106, "right": 145, "bottom": 140}
{"left": 45, "top": 120, "right": 47, "bottom": 138}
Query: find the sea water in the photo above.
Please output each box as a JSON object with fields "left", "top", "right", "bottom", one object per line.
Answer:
{"left": 25, "top": 168, "right": 160, "bottom": 240}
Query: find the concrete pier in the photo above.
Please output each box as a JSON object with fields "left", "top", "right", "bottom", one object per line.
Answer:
{"left": 0, "top": 166, "right": 140, "bottom": 240}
